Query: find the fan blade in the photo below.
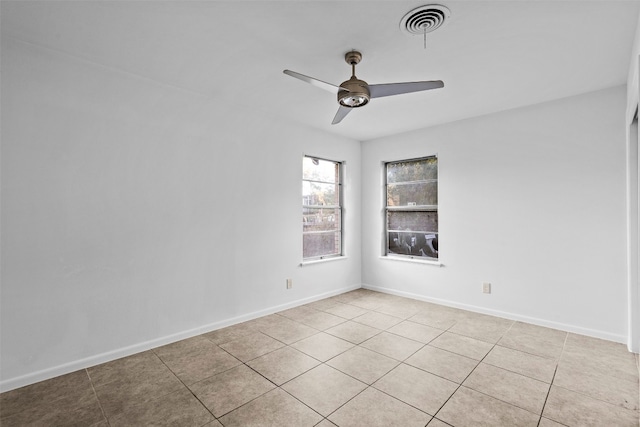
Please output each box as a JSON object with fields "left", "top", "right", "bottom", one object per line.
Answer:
{"left": 283, "top": 70, "right": 347, "bottom": 94}
{"left": 332, "top": 106, "right": 352, "bottom": 125}
{"left": 368, "top": 80, "right": 444, "bottom": 98}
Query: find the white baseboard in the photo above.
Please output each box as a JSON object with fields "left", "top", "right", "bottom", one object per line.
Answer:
{"left": 0, "top": 284, "right": 361, "bottom": 393}
{"left": 362, "top": 283, "right": 628, "bottom": 345}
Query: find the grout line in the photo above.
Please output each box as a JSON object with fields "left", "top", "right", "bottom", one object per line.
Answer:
{"left": 85, "top": 368, "right": 111, "bottom": 427}
{"left": 537, "top": 365, "right": 559, "bottom": 427}
{"left": 153, "top": 349, "right": 219, "bottom": 422}
{"left": 430, "top": 318, "right": 517, "bottom": 422}
{"left": 320, "top": 383, "right": 372, "bottom": 421}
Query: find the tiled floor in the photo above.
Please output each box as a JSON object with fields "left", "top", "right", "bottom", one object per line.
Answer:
{"left": 1, "top": 289, "right": 639, "bottom": 426}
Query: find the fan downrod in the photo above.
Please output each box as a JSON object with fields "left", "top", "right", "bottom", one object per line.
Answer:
{"left": 338, "top": 51, "right": 369, "bottom": 108}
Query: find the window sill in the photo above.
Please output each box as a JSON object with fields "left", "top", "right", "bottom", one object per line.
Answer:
{"left": 300, "top": 256, "right": 348, "bottom": 267}
{"left": 379, "top": 255, "right": 443, "bottom": 267}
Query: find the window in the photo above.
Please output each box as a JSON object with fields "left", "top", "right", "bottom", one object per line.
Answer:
{"left": 385, "top": 156, "right": 438, "bottom": 260}
{"left": 302, "top": 156, "right": 342, "bottom": 260}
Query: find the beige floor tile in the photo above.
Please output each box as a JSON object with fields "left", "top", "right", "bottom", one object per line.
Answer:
{"left": 290, "top": 331, "right": 354, "bottom": 361}
{"left": 565, "top": 335, "right": 638, "bottom": 378}
{"left": 373, "top": 363, "right": 457, "bottom": 415}
{"left": 0, "top": 369, "right": 96, "bottom": 419}
{"left": 405, "top": 345, "right": 479, "bottom": 383}
{"left": 345, "top": 288, "right": 378, "bottom": 298}
{"left": 463, "top": 363, "right": 550, "bottom": 414}
{"left": 203, "top": 421, "right": 223, "bottom": 427}
{"left": 437, "top": 386, "right": 539, "bottom": 427}
{"left": 281, "top": 364, "right": 367, "bottom": 416}
{"left": 376, "top": 301, "right": 423, "bottom": 319}
{"left": 352, "top": 311, "right": 403, "bottom": 330}
{"left": 560, "top": 344, "right": 639, "bottom": 383}
{"left": 328, "top": 387, "right": 432, "bottom": 427}
{"left": 297, "top": 311, "right": 347, "bottom": 330}
{"left": 348, "top": 295, "right": 388, "bottom": 310}
{"left": 154, "top": 335, "right": 212, "bottom": 359}
{"left": 189, "top": 364, "right": 274, "bottom": 418}
{"left": 447, "top": 316, "right": 513, "bottom": 344}
{"left": 408, "top": 308, "right": 462, "bottom": 330}
{"left": 360, "top": 331, "right": 424, "bottom": 361}
{"left": 87, "top": 351, "right": 162, "bottom": 388}
{"left": 218, "top": 331, "right": 284, "bottom": 362}
{"left": 387, "top": 320, "right": 444, "bottom": 343}
{"left": 498, "top": 331, "right": 564, "bottom": 360}
{"left": 0, "top": 399, "right": 106, "bottom": 427}
{"left": 259, "top": 317, "right": 318, "bottom": 344}
{"left": 203, "top": 321, "right": 259, "bottom": 345}
{"left": 108, "top": 387, "right": 214, "bottom": 426}
{"left": 553, "top": 362, "right": 639, "bottom": 410}
{"left": 537, "top": 417, "right": 565, "bottom": 427}
{"left": 325, "top": 320, "right": 381, "bottom": 344}
{"left": 427, "top": 418, "right": 453, "bottom": 426}
{"left": 278, "top": 305, "right": 319, "bottom": 321}
{"left": 315, "top": 419, "right": 338, "bottom": 427}
{"left": 543, "top": 385, "right": 639, "bottom": 426}
{"left": 508, "top": 321, "right": 567, "bottom": 343}
{"left": 246, "top": 346, "right": 320, "bottom": 385}
{"left": 329, "top": 291, "right": 368, "bottom": 304}
{"left": 304, "top": 298, "right": 340, "bottom": 311}
{"left": 92, "top": 364, "right": 185, "bottom": 419}
{"left": 155, "top": 336, "right": 241, "bottom": 385}
{"left": 483, "top": 345, "right": 557, "bottom": 383}
{"left": 324, "top": 302, "right": 370, "bottom": 319}
{"left": 219, "top": 388, "right": 322, "bottom": 427}
{"left": 429, "top": 332, "right": 493, "bottom": 360}
{"left": 327, "top": 346, "right": 399, "bottom": 384}
{"left": 565, "top": 333, "right": 630, "bottom": 355}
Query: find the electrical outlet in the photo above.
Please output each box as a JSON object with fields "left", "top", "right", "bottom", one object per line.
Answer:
{"left": 483, "top": 282, "right": 491, "bottom": 294}
{"left": 286, "top": 279, "right": 293, "bottom": 289}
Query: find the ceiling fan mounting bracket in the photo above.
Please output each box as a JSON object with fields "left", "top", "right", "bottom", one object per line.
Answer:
{"left": 344, "top": 51, "right": 362, "bottom": 66}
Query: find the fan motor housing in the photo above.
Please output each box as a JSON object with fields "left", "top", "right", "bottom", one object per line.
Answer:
{"left": 338, "top": 76, "right": 370, "bottom": 108}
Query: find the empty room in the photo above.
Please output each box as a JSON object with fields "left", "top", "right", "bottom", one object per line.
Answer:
{"left": 1, "top": 1, "right": 639, "bottom": 426}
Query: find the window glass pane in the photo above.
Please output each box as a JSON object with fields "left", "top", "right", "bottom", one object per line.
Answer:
{"left": 303, "top": 157, "right": 338, "bottom": 182}
{"left": 303, "top": 156, "right": 342, "bottom": 260}
{"left": 303, "top": 181, "right": 339, "bottom": 206}
{"left": 388, "top": 232, "right": 438, "bottom": 257}
{"left": 387, "top": 211, "right": 438, "bottom": 233}
{"left": 386, "top": 157, "right": 437, "bottom": 183}
{"left": 387, "top": 181, "right": 437, "bottom": 206}
{"left": 303, "top": 232, "right": 341, "bottom": 258}
{"left": 303, "top": 208, "right": 341, "bottom": 232}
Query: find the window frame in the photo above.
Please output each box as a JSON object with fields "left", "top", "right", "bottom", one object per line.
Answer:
{"left": 302, "top": 155, "right": 344, "bottom": 261}
{"left": 384, "top": 155, "right": 439, "bottom": 261}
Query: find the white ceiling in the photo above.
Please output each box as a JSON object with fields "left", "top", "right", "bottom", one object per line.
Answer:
{"left": 2, "top": 1, "right": 639, "bottom": 141}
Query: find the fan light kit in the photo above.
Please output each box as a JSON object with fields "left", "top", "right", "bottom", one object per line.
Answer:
{"left": 283, "top": 50, "right": 444, "bottom": 124}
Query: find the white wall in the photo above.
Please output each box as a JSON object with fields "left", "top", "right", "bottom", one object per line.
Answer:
{"left": 361, "top": 86, "right": 629, "bottom": 342}
{"left": 0, "top": 38, "right": 362, "bottom": 391}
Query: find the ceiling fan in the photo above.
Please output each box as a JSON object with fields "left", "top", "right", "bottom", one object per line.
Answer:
{"left": 283, "top": 51, "right": 444, "bottom": 125}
